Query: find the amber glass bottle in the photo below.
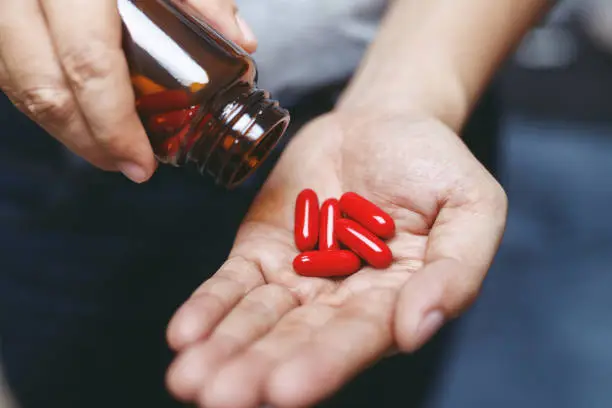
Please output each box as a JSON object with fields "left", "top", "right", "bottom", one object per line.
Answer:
{"left": 118, "top": 0, "right": 290, "bottom": 188}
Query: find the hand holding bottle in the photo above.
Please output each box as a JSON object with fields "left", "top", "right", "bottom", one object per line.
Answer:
{"left": 165, "top": 110, "right": 508, "bottom": 408}
{"left": 0, "top": 0, "right": 256, "bottom": 183}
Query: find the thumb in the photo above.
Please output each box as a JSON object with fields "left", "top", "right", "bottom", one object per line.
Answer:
{"left": 395, "top": 184, "right": 507, "bottom": 352}
{"left": 181, "top": 0, "right": 258, "bottom": 53}
{"left": 394, "top": 258, "right": 482, "bottom": 353}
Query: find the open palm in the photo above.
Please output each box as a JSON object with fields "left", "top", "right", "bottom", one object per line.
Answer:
{"left": 165, "top": 111, "right": 507, "bottom": 408}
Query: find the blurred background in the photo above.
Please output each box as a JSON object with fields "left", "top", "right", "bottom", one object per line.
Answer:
{"left": 425, "top": 0, "right": 612, "bottom": 407}
{"left": 2, "top": 0, "right": 612, "bottom": 407}
{"left": 321, "top": 1, "right": 612, "bottom": 407}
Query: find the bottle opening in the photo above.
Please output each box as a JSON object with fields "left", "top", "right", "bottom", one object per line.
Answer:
{"left": 230, "top": 117, "right": 289, "bottom": 187}
{"left": 188, "top": 89, "right": 290, "bottom": 188}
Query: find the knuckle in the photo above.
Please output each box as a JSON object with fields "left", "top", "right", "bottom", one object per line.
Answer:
{"left": 495, "top": 186, "right": 509, "bottom": 214}
{"left": 92, "top": 129, "right": 123, "bottom": 150}
{"left": 59, "top": 42, "right": 115, "bottom": 89}
{"left": 446, "top": 277, "right": 482, "bottom": 318}
{"left": 15, "top": 85, "right": 75, "bottom": 124}
{"left": 484, "top": 178, "right": 508, "bottom": 216}
{"left": 261, "top": 284, "right": 299, "bottom": 306}
{"left": 459, "top": 280, "right": 482, "bottom": 313}
{"left": 462, "top": 173, "right": 508, "bottom": 218}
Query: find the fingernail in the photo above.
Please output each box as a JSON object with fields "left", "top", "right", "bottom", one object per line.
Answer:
{"left": 118, "top": 162, "right": 149, "bottom": 183}
{"left": 235, "top": 14, "right": 256, "bottom": 44}
{"left": 415, "top": 310, "right": 445, "bottom": 348}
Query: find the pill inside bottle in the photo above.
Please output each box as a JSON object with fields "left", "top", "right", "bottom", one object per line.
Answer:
{"left": 119, "top": 0, "right": 290, "bottom": 188}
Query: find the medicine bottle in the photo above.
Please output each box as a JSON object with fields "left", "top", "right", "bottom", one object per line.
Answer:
{"left": 118, "top": 0, "right": 290, "bottom": 188}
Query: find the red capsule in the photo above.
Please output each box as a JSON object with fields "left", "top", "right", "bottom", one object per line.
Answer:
{"left": 293, "top": 250, "right": 361, "bottom": 277}
{"left": 339, "top": 192, "right": 396, "bottom": 239}
{"left": 335, "top": 219, "right": 393, "bottom": 269}
{"left": 319, "top": 198, "right": 341, "bottom": 250}
{"left": 155, "top": 122, "right": 191, "bottom": 159}
{"left": 147, "top": 107, "right": 199, "bottom": 135}
{"left": 136, "top": 90, "right": 193, "bottom": 115}
{"left": 294, "top": 189, "right": 320, "bottom": 251}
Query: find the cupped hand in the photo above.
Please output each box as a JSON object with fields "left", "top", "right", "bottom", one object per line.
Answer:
{"left": 0, "top": 0, "right": 255, "bottom": 182}
{"left": 166, "top": 110, "right": 508, "bottom": 408}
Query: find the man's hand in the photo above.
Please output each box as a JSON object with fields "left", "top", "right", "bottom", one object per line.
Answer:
{"left": 0, "top": 0, "right": 256, "bottom": 182}
{"left": 165, "top": 109, "right": 508, "bottom": 408}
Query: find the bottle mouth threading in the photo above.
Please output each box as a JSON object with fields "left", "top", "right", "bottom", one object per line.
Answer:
{"left": 226, "top": 115, "right": 289, "bottom": 188}
{"left": 187, "top": 89, "right": 290, "bottom": 188}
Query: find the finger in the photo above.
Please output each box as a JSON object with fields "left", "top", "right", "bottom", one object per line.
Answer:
{"left": 0, "top": 53, "right": 10, "bottom": 89}
{"left": 167, "top": 256, "right": 265, "bottom": 351}
{"left": 180, "top": 0, "right": 257, "bottom": 53}
{"left": 231, "top": 222, "right": 339, "bottom": 303}
{"left": 266, "top": 288, "right": 396, "bottom": 407}
{"left": 201, "top": 305, "right": 336, "bottom": 408}
{"left": 40, "top": 0, "right": 156, "bottom": 183}
{"left": 395, "top": 181, "right": 508, "bottom": 352}
{"left": 0, "top": 0, "right": 116, "bottom": 170}
{"left": 166, "top": 284, "right": 297, "bottom": 402}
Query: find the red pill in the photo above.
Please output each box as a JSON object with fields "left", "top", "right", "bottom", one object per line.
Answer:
{"left": 335, "top": 219, "right": 393, "bottom": 269}
{"left": 319, "top": 198, "right": 341, "bottom": 250}
{"left": 136, "top": 90, "right": 193, "bottom": 115}
{"left": 147, "top": 107, "right": 199, "bottom": 135}
{"left": 294, "top": 189, "right": 319, "bottom": 251}
{"left": 339, "top": 192, "right": 396, "bottom": 239}
{"left": 293, "top": 250, "right": 361, "bottom": 277}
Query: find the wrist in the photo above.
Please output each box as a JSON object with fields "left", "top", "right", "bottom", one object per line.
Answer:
{"left": 334, "top": 0, "right": 552, "bottom": 133}
{"left": 333, "top": 0, "right": 476, "bottom": 133}
{"left": 335, "top": 58, "right": 470, "bottom": 133}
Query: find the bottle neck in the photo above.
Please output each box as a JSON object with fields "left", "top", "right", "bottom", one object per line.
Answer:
{"left": 186, "top": 84, "right": 290, "bottom": 188}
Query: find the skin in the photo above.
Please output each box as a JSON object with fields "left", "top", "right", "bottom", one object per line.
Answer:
{"left": 166, "top": 111, "right": 507, "bottom": 408}
{"left": 0, "top": 0, "right": 256, "bottom": 182}
{"left": 0, "top": 358, "right": 16, "bottom": 408}
{"left": 165, "top": 1, "right": 552, "bottom": 407}
{"left": 0, "top": 0, "right": 551, "bottom": 407}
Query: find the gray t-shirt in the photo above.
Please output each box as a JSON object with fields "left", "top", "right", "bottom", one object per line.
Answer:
{"left": 238, "top": 0, "right": 389, "bottom": 105}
